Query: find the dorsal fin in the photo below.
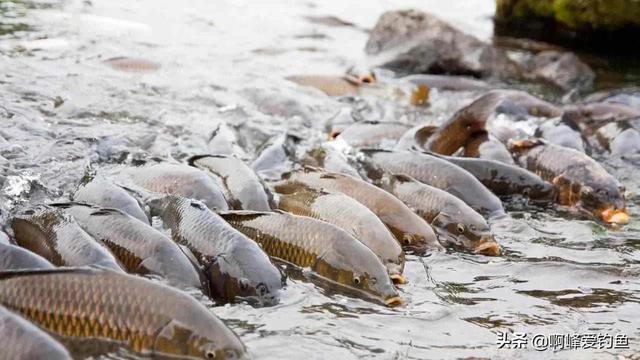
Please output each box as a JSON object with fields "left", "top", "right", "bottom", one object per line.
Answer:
{"left": 187, "top": 154, "right": 229, "bottom": 167}
{"left": 0, "top": 266, "right": 107, "bottom": 281}
{"left": 393, "top": 174, "right": 414, "bottom": 183}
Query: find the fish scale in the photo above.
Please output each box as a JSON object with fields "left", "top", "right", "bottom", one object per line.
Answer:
{"left": 284, "top": 169, "right": 441, "bottom": 253}
{"left": 221, "top": 211, "right": 402, "bottom": 306}
{"left": 52, "top": 203, "right": 204, "bottom": 291}
{"left": 0, "top": 268, "right": 249, "bottom": 359}
{"left": 274, "top": 184, "right": 405, "bottom": 279}
{"left": 11, "top": 208, "right": 123, "bottom": 271}
{"left": 382, "top": 174, "right": 500, "bottom": 256}
{"left": 150, "top": 195, "right": 284, "bottom": 305}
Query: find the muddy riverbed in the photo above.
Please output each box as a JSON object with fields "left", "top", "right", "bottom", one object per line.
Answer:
{"left": 1, "top": 0, "right": 639, "bottom": 359}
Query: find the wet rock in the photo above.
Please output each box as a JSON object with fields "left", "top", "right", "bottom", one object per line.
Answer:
{"left": 365, "top": 10, "right": 520, "bottom": 79}
{"left": 520, "top": 50, "right": 594, "bottom": 91}
{"left": 365, "top": 10, "right": 594, "bottom": 92}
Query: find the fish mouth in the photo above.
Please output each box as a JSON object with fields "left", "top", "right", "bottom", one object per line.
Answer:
{"left": 389, "top": 274, "right": 407, "bottom": 285}
{"left": 474, "top": 240, "right": 501, "bottom": 256}
{"left": 601, "top": 207, "right": 629, "bottom": 225}
{"left": 384, "top": 296, "right": 404, "bottom": 307}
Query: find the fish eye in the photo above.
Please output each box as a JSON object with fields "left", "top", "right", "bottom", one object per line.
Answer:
{"left": 205, "top": 350, "right": 216, "bottom": 359}
{"left": 456, "top": 224, "right": 465, "bottom": 234}
{"left": 353, "top": 276, "right": 361, "bottom": 285}
{"left": 403, "top": 237, "right": 411, "bottom": 245}
{"left": 370, "top": 277, "right": 377, "bottom": 285}
{"left": 597, "top": 189, "right": 609, "bottom": 197}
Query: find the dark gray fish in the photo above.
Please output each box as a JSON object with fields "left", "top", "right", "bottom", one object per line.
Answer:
{"left": 73, "top": 174, "right": 149, "bottom": 224}
{"left": 189, "top": 155, "right": 271, "bottom": 211}
{"left": 122, "top": 164, "right": 229, "bottom": 211}
{"left": 51, "top": 203, "right": 205, "bottom": 291}
{"left": 360, "top": 149, "right": 505, "bottom": 218}
{"left": 0, "top": 242, "right": 54, "bottom": 271}
{"left": 149, "top": 195, "right": 284, "bottom": 305}
{"left": 432, "top": 154, "right": 556, "bottom": 202}
{"left": 10, "top": 208, "right": 123, "bottom": 271}
{"left": 381, "top": 174, "right": 500, "bottom": 256}
{"left": 535, "top": 118, "right": 588, "bottom": 153}
{"left": 509, "top": 139, "right": 628, "bottom": 224}
{"left": 0, "top": 305, "right": 71, "bottom": 360}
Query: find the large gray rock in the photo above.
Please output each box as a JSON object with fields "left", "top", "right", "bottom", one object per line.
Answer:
{"left": 365, "top": 10, "right": 594, "bottom": 92}
{"left": 365, "top": 10, "right": 520, "bottom": 79}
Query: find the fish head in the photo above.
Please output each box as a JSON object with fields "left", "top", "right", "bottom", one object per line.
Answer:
{"left": 315, "top": 243, "right": 402, "bottom": 307}
{"left": 433, "top": 212, "right": 501, "bottom": 256}
{"left": 579, "top": 182, "right": 628, "bottom": 224}
{"left": 154, "top": 319, "right": 247, "bottom": 360}
{"left": 523, "top": 181, "right": 557, "bottom": 201}
{"left": 205, "top": 251, "right": 285, "bottom": 306}
{"left": 393, "top": 230, "right": 443, "bottom": 255}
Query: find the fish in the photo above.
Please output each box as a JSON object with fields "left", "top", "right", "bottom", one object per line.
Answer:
{"left": 402, "top": 74, "right": 490, "bottom": 91}
{"left": 300, "top": 143, "right": 362, "bottom": 179}
{"left": 220, "top": 210, "right": 403, "bottom": 306}
{"left": 103, "top": 56, "right": 160, "bottom": 72}
{"left": 381, "top": 174, "right": 500, "bottom": 256}
{"left": 394, "top": 124, "right": 437, "bottom": 151}
{"left": 251, "top": 133, "right": 301, "bottom": 180}
{"left": 273, "top": 182, "right": 406, "bottom": 283}
{"left": 0, "top": 305, "right": 71, "bottom": 360}
{"left": 425, "top": 90, "right": 561, "bottom": 155}
{"left": 0, "top": 242, "right": 54, "bottom": 271}
{"left": 283, "top": 168, "right": 442, "bottom": 253}
{"left": 0, "top": 268, "right": 247, "bottom": 359}
{"left": 509, "top": 139, "right": 628, "bottom": 224}
{"left": 149, "top": 195, "right": 284, "bottom": 305}
{"left": 432, "top": 154, "right": 556, "bottom": 201}
{"left": 332, "top": 121, "right": 411, "bottom": 148}
{"left": 594, "top": 121, "right": 640, "bottom": 156}
{"left": 10, "top": 207, "right": 123, "bottom": 271}
{"left": 360, "top": 149, "right": 505, "bottom": 218}
{"left": 50, "top": 203, "right": 205, "bottom": 291}
{"left": 610, "top": 128, "right": 640, "bottom": 157}
{"left": 72, "top": 173, "right": 149, "bottom": 224}
{"left": 286, "top": 75, "right": 361, "bottom": 96}
{"left": 188, "top": 155, "right": 271, "bottom": 211}
{"left": 535, "top": 118, "right": 588, "bottom": 153}
{"left": 462, "top": 132, "right": 515, "bottom": 164}
{"left": 562, "top": 102, "right": 640, "bottom": 134}
{"left": 122, "top": 164, "right": 229, "bottom": 211}
{"left": 423, "top": 91, "right": 504, "bottom": 155}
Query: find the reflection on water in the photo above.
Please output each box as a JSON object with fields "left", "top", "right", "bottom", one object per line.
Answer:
{"left": 1, "top": 0, "right": 639, "bottom": 359}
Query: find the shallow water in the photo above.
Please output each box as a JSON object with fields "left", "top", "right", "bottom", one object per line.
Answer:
{"left": 1, "top": 0, "right": 639, "bottom": 359}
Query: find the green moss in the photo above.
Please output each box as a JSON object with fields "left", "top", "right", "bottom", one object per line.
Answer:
{"left": 497, "top": 0, "right": 640, "bottom": 30}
